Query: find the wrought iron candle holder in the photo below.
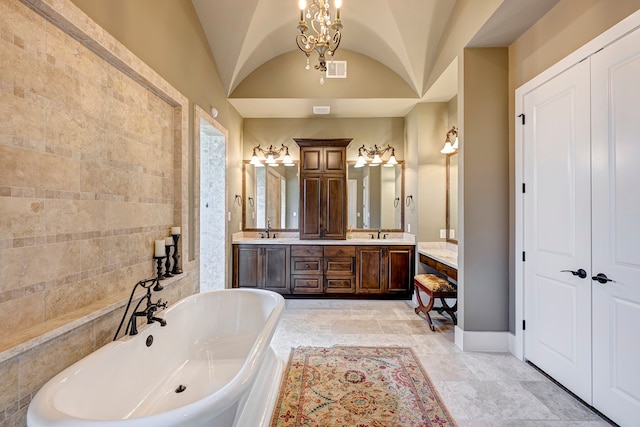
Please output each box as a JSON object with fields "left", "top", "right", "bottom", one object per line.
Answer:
{"left": 154, "top": 256, "right": 166, "bottom": 289}
{"left": 163, "top": 243, "right": 174, "bottom": 278}
{"left": 171, "top": 234, "right": 183, "bottom": 274}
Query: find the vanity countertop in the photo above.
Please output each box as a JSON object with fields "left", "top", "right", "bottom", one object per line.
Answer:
{"left": 232, "top": 232, "right": 416, "bottom": 246}
{"left": 417, "top": 242, "right": 458, "bottom": 269}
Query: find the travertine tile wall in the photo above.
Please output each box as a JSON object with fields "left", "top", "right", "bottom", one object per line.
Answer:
{"left": 0, "top": 0, "right": 196, "bottom": 425}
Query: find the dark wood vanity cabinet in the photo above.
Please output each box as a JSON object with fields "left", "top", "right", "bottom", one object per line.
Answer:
{"left": 296, "top": 139, "right": 351, "bottom": 240}
{"left": 233, "top": 243, "right": 412, "bottom": 298}
{"left": 355, "top": 245, "right": 414, "bottom": 295}
{"left": 232, "top": 244, "right": 290, "bottom": 294}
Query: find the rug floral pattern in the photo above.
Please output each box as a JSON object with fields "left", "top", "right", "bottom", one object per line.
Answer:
{"left": 270, "top": 346, "right": 456, "bottom": 427}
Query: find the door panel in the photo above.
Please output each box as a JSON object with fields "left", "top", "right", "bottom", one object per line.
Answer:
{"left": 591, "top": 27, "right": 640, "bottom": 426}
{"left": 300, "top": 175, "right": 321, "bottom": 238}
{"left": 523, "top": 59, "right": 592, "bottom": 403}
{"left": 356, "top": 247, "right": 383, "bottom": 294}
{"left": 324, "top": 175, "right": 346, "bottom": 239}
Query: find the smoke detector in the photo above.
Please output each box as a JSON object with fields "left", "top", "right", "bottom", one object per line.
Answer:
{"left": 313, "top": 106, "right": 331, "bottom": 115}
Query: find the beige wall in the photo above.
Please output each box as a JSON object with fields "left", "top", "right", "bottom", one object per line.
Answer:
{"left": 0, "top": 1, "right": 216, "bottom": 425}
{"left": 506, "top": 0, "right": 640, "bottom": 331}
{"left": 70, "top": 0, "right": 246, "bottom": 266}
{"left": 459, "top": 47, "right": 509, "bottom": 331}
{"left": 416, "top": 103, "right": 449, "bottom": 243}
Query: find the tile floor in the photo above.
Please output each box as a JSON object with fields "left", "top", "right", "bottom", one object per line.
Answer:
{"left": 270, "top": 299, "right": 612, "bottom": 426}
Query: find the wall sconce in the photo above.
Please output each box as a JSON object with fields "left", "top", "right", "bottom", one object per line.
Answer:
{"left": 250, "top": 144, "right": 294, "bottom": 167}
{"left": 440, "top": 126, "right": 458, "bottom": 154}
{"left": 354, "top": 144, "right": 398, "bottom": 168}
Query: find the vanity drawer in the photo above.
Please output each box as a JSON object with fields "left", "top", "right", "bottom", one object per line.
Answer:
{"left": 324, "top": 246, "right": 355, "bottom": 257}
{"left": 419, "top": 254, "right": 457, "bottom": 281}
{"left": 420, "top": 254, "right": 437, "bottom": 269}
{"left": 291, "top": 257, "right": 323, "bottom": 274}
{"left": 291, "top": 246, "right": 324, "bottom": 257}
{"left": 325, "top": 277, "right": 355, "bottom": 293}
{"left": 325, "top": 257, "right": 355, "bottom": 275}
{"left": 292, "top": 275, "right": 323, "bottom": 293}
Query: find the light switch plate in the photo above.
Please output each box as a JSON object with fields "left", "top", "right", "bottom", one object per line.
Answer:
{"left": 440, "top": 229, "right": 447, "bottom": 238}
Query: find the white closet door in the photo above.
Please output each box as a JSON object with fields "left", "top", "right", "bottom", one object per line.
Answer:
{"left": 523, "top": 59, "right": 592, "bottom": 403}
{"left": 591, "top": 27, "right": 640, "bottom": 427}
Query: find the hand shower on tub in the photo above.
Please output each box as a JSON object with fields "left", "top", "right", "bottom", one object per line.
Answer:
{"left": 113, "top": 277, "right": 168, "bottom": 340}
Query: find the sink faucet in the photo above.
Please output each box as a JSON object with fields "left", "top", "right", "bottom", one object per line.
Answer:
{"left": 265, "top": 219, "right": 271, "bottom": 239}
{"left": 377, "top": 229, "right": 382, "bottom": 239}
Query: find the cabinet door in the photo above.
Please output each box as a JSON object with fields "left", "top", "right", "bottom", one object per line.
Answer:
{"left": 263, "top": 246, "right": 290, "bottom": 294}
{"left": 323, "top": 175, "right": 346, "bottom": 239}
{"left": 300, "top": 175, "right": 322, "bottom": 239}
{"left": 323, "top": 148, "right": 345, "bottom": 173}
{"left": 386, "top": 246, "right": 414, "bottom": 293}
{"left": 233, "top": 245, "right": 261, "bottom": 288}
{"left": 301, "top": 148, "right": 322, "bottom": 172}
{"left": 356, "top": 246, "right": 384, "bottom": 294}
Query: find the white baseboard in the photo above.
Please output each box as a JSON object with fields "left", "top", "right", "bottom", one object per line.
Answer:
{"left": 508, "top": 332, "right": 523, "bottom": 360}
{"left": 454, "top": 326, "right": 510, "bottom": 352}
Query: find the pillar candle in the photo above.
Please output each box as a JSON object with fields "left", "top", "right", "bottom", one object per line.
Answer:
{"left": 171, "top": 226, "right": 181, "bottom": 235}
{"left": 154, "top": 240, "right": 166, "bottom": 257}
{"left": 165, "top": 236, "right": 173, "bottom": 246}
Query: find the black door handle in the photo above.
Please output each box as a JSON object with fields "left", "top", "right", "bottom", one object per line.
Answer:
{"left": 561, "top": 269, "right": 587, "bottom": 279}
{"left": 592, "top": 273, "right": 613, "bottom": 284}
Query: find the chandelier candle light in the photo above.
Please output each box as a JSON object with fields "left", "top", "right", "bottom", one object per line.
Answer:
{"left": 297, "top": 0, "right": 343, "bottom": 84}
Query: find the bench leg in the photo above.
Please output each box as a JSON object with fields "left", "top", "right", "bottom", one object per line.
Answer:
{"left": 438, "top": 297, "right": 457, "bottom": 325}
{"left": 414, "top": 287, "right": 436, "bottom": 331}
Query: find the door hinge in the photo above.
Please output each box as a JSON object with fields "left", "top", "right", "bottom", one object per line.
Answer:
{"left": 522, "top": 183, "right": 526, "bottom": 193}
{"left": 522, "top": 320, "right": 526, "bottom": 330}
{"left": 522, "top": 251, "right": 526, "bottom": 262}
{"left": 518, "top": 113, "right": 525, "bottom": 125}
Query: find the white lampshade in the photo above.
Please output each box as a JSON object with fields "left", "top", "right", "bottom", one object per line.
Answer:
{"left": 440, "top": 142, "right": 455, "bottom": 154}
{"left": 385, "top": 154, "right": 398, "bottom": 166}
{"left": 354, "top": 155, "right": 366, "bottom": 168}
{"left": 250, "top": 153, "right": 260, "bottom": 165}
{"left": 283, "top": 153, "right": 294, "bottom": 166}
{"left": 452, "top": 136, "right": 459, "bottom": 150}
{"left": 371, "top": 153, "right": 382, "bottom": 165}
{"left": 266, "top": 154, "right": 276, "bottom": 164}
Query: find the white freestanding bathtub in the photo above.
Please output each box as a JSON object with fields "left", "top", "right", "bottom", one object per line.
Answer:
{"left": 27, "top": 288, "right": 285, "bottom": 427}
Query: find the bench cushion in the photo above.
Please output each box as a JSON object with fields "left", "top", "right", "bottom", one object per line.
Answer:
{"left": 414, "top": 274, "right": 456, "bottom": 293}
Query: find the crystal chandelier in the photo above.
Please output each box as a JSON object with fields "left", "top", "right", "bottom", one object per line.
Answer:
{"left": 296, "top": 0, "right": 343, "bottom": 85}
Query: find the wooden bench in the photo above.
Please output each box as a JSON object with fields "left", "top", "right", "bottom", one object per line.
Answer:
{"left": 414, "top": 274, "right": 457, "bottom": 331}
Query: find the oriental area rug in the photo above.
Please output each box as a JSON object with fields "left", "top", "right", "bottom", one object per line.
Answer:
{"left": 270, "top": 346, "right": 457, "bottom": 427}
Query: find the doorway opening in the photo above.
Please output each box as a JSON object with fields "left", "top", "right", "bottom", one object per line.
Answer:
{"left": 199, "top": 117, "right": 226, "bottom": 292}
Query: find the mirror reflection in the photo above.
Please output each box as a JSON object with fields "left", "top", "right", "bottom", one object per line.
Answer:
{"left": 446, "top": 153, "right": 458, "bottom": 242}
{"left": 242, "top": 161, "right": 404, "bottom": 231}
{"left": 347, "top": 163, "right": 403, "bottom": 230}
{"left": 243, "top": 162, "right": 299, "bottom": 230}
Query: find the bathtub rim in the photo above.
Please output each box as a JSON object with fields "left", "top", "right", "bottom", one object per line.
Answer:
{"left": 27, "top": 288, "right": 285, "bottom": 427}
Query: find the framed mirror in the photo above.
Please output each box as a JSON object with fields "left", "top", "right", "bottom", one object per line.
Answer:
{"left": 242, "top": 160, "right": 405, "bottom": 232}
{"left": 446, "top": 152, "right": 458, "bottom": 243}
{"left": 346, "top": 162, "right": 404, "bottom": 231}
{"left": 242, "top": 161, "right": 299, "bottom": 230}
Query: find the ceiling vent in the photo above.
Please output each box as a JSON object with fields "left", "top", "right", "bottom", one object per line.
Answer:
{"left": 326, "top": 61, "right": 347, "bottom": 78}
{"left": 313, "top": 106, "right": 331, "bottom": 115}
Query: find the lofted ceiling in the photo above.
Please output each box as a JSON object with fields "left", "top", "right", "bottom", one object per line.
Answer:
{"left": 191, "top": 0, "right": 559, "bottom": 118}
